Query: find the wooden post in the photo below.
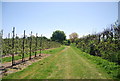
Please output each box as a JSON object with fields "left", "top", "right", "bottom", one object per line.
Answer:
{"left": 8, "top": 33, "right": 10, "bottom": 45}
{"left": 39, "top": 34, "right": 42, "bottom": 56}
{"left": 98, "top": 34, "right": 101, "bottom": 44}
{"left": 22, "top": 30, "right": 25, "bottom": 62}
{"left": 12, "top": 27, "right": 15, "bottom": 66}
{"left": 15, "top": 34, "right": 18, "bottom": 54}
{"left": 7, "top": 33, "right": 10, "bottom": 54}
{"left": 0, "top": 30, "right": 3, "bottom": 61}
{"left": 35, "top": 33, "right": 37, "bottom": 57}
{"left": 29, "top": 31, "right": 32, "bottom": 60}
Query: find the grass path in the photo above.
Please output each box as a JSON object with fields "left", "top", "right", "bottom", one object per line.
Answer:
{"left": 3, "top": 46, "right": 111, "bottom": 79}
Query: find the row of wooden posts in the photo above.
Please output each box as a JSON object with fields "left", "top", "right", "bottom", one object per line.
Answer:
{"left": 11, "top": 27, "right": 42, "bottom": 66}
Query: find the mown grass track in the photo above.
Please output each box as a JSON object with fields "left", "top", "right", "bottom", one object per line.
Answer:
{"left": 3, "top": 46, "right": 111, "bottom": 79}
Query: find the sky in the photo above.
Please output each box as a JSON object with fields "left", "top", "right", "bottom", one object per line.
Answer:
{"left": 0, "top": 2, "right": 2, "bottom": 31}
{"left": 2, "top": 2, "right": 118, "bottom": 39}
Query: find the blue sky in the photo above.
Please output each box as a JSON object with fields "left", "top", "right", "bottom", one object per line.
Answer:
{"left": 0, "top": 2, "right": 2, "bottom": 30}
{"left": 2, "top": 2, "right": 118, "bottom": 39}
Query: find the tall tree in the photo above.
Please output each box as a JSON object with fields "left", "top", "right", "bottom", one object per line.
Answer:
{"left": 51, "top": 30, "right": 66, "bottom": 43}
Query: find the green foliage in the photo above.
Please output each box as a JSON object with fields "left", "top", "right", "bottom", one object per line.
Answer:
{"left": 75, "top": 21, "right": 120, "bottom": 65}
{"left": 2, "top": 36, "right": 61, "bottom": 55}
{"left": 2, "top": 28, "right": 61, "bottom": 64}
{"left": 51, "top": 30, "right": 66, "bottom": 43}
{"left": 69, "top": 32, "right": 79, "bottom": 43}
{"left": 2, "top": 46, "right": 65, "bottom": 63}
{"left": 63, "top": 40, "right": 70, "bottom": 46}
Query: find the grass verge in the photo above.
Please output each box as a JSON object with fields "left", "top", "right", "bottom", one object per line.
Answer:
{"left": 71, "top": 46, "right": 120, "bottom": 79}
